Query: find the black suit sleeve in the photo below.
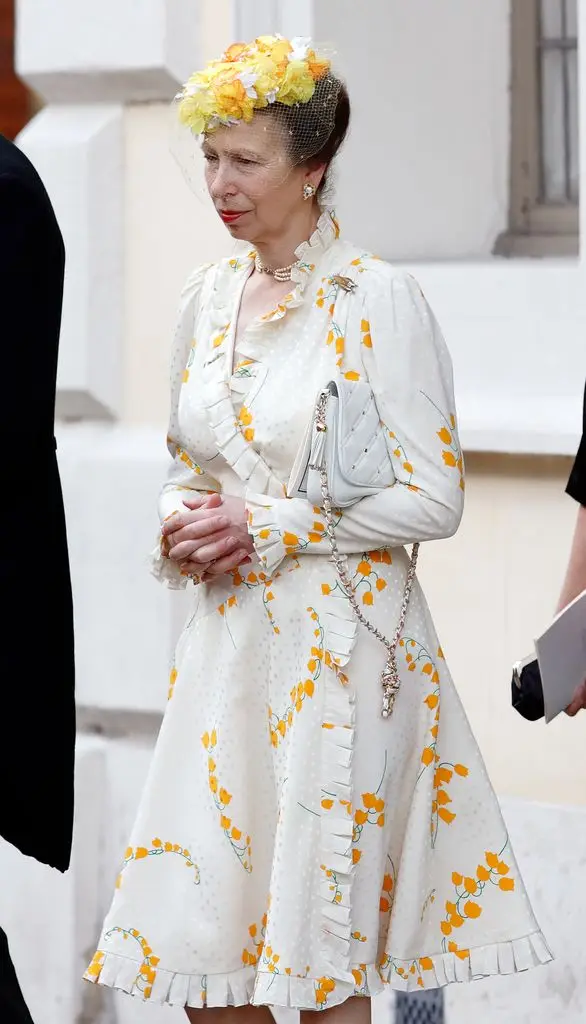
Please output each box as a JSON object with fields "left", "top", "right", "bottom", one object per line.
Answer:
{"left": 0, "top": 159, "right": 75, "bottom": 873}
{"left": 0, "top": 171, "right": 42, "bottom": 275}
{"left": 566, "top": 381, "right": 586, "bottom": 506}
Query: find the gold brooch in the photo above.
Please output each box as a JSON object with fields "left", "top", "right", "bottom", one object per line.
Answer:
{"left": 331, "top": 275, "right": 357, "bottom": 293}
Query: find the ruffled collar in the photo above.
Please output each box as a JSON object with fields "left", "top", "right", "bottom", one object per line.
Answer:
{"left": 240, "top": 206, "right": 340, "bottom": 327}
{"left": 207, "top": 207, "right": 341, "bottom": 351}
{"left": 289, "top": 206, "right": 340, "bottom": 285}
{"left": 252, "top": 207, "right": 340, "bottom": 326}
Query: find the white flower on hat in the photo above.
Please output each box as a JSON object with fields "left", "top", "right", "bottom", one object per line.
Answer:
{"left": 236, "top": 70, "right": 259, "bottom": 99}
{"left": 289, "top": 37, "right": 311, "bottom": 62}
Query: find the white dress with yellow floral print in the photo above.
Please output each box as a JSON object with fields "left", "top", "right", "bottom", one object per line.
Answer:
{"left": 84, "top": 210, "right": 551, "bottom": 1012}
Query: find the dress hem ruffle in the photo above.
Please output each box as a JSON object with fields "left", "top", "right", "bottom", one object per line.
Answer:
{"left": 83, "top": 928, "right": 553, "bottom": 1010}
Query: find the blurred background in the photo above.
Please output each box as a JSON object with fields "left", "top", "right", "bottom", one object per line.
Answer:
{"left": 1, "top": 1, "right": 585, "bottom": 1022}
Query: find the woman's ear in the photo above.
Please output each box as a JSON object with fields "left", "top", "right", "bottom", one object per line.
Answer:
{"left": 305, "top": 162, "right": 327, "bottom": 192}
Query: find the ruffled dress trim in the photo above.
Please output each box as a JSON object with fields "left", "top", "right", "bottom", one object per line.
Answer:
{"left": 84, "top": 928, "right": 553, "bottom": 1010}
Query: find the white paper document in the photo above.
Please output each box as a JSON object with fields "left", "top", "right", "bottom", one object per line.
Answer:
{"left": 535, "top": 588, "right": 586, "bottom": 723}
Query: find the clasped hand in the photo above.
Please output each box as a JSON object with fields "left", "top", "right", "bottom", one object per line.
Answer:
{"left": 161, "top": 493, "right": 254, "bottom": 581}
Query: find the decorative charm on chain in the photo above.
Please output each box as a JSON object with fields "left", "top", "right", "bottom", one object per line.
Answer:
{"left": 312, "top": 388, "right": 419, "bottom": 719}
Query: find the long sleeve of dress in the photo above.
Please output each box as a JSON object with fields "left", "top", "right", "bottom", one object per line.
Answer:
{"left": 246, "top": 268, "right": 465, "bottom": 575}
{"left": 150, "top": 263, "right": 219, "bottom": 588}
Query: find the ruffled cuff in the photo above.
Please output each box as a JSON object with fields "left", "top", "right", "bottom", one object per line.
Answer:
{"left": 149, "top": 534, "right": 189, "bottom": 590}
{"left": 245, "top": 492, "right": 289, "bottom": 575}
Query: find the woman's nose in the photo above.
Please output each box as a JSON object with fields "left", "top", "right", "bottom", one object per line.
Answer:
{"left": 210, "top": 165, "right": 236, "bottom": 198}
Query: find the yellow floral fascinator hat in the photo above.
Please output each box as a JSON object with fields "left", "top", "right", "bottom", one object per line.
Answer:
{"left": 176, "top": 35, "right": 333, "bottom": 136}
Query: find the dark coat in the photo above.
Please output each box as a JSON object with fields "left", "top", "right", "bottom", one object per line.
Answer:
{"left": 0, "top": 135, "right": 75, "bottom": 874}
{"left": 566, "top": 381, "right": 586, "bottom": 506}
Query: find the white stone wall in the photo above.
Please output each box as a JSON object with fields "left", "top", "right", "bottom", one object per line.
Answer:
{"left": 3, "top": 2, "right": 586, "bottom": 1023}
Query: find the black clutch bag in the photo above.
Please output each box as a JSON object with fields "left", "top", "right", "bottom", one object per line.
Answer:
{"left": 511, "top": 656, "right": 545, "bottom": 721}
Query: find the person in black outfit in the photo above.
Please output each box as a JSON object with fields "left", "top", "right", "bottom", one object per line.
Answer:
{"left": 0, "top": 135, "right": 75, "bottom": 1022}
{"left": 559, "top": 380, "right": 586, "bottom": 716}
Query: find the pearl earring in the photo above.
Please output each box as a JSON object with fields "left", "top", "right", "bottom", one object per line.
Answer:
{"left": 303, "top": 183, "right": 317, "bottom": 201}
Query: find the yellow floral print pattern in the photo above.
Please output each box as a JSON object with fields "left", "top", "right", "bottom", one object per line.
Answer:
{"left": 320, "top": 793, "right": 353, "bottom": 822}
{"left": 420, "top": 887, "right": 437, "bottom": 923}
{"left": 378, "top": 951, "right": 435, "bottom": 990}
{"left": 242, "top": 913, "right": 267, "bottom": 967}
{"left": 227, "top": 559, "right": 300, "bottom": 635}
{"left": 316, "top": 269, "right": 377, "bottom": 370}
{"left": 243, "top": 914, "right": 311, "bottom": 981}
{"left": 352, "top": 964, "right": 369, "bottom": 997}
{"left": 315, "top": 976, "right": 336, "bottom": 1009}
{"left": 388, "top": 431, "right": 419, "bottom": 491}
{"left": 326, "top": 319, "right": 345, "bottom": 368}
{"left": 217, "top": 594, "right": 238, "bottom": 617}
{"left": 229, "top": 257, "right": 249, "bottom": 271}
{"left": 238, "top": 404, "right": 255, "bottom": 443}
{"left": 233, "top": 357, "right": 255, "bottom": 378}
{"left": 440, "top": 846, "right": 516, "bottom": 958}
{"left": 361, "top": 318, "right": 372, "bottom": 348}
{"left": 421, "top": 391, "right": 465, "bottom": 491}
{"left": 116, "top": 837, "right": 200, "bottom": 889}
{"left": 268, "top": 607, "right": 324, "bottom": 747}
{"left": 212, "top": 323, "right": 230, "bottom": 349}
{"left": 202, "top": 729, "right": 252, "bottom": 872}
{"left": 85, "top": 950, "right": 105, "bottom": 980}
{"left": 104, "top": 927, "right": 160, "bottom": 999}
{"left": 260, "top": 291, "right": 295, "bottom": 322}
{"left": 250, "top": 507, "right": 335, "bottom": 559}
{"left": 432, "top": 760, "right": 469, "bottom": 841}
{"left": 379, "top": 854, "right": 396, "bottom": 915}
{"left": 315, "top": 281, "right": 336, "bottom": 316}
{"left": 352, "top": 551, "right": 390, "bottom": 606}
{"left": 260, "top": 945, "right": 306, "bottom": 978}
{"left": 350, "top": 253, "right": 382, "bottom": 274}
{"left": 176, "top": 446, "right": 204, "bottom": 475}
{"left": 351, "top": 753, "right": 388, "bottom": 865}
{"left": 168, "top": 666, "right": 178, "bottom": 700}
{"left": 401, "top": 639, "right": 469, "bottom": 845}
{"left": 321, "top": 548, "right": 390, "bottom": 608}
{"left": 182, "top": 341, "right": 197, "bottom": 383}
{"left": 321, "top": 862, "right": 343, "bottom": 905}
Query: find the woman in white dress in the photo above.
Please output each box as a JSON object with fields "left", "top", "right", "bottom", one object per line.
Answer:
{"left": 85, "top": 35, "right": 551, "bottom": 1022}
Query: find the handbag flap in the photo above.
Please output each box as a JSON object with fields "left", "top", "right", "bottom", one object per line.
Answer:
{"left": 335, "top": 376, "right": 395, "bottom": 489}
{"left": 286, "top": 391, "right": 320, "bottom": 498}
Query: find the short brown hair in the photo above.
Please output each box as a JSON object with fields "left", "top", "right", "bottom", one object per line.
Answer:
{"left": 265, "top": 75, "right": 351, "bottom": 195}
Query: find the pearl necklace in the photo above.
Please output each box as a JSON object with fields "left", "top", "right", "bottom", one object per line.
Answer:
{"left": 254, "top": 254, "right": 298, "bottom": 282}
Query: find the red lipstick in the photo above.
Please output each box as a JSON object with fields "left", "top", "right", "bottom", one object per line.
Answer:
{"left": 219, "top": 210, "right": 246, "bottom": 223}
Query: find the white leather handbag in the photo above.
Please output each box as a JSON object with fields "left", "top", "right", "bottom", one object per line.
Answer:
{"left": 288, "top": 376, "right": 395, "bottom": 507}
{"left": 288, "top": 372, "right": 419, "bottom": 719}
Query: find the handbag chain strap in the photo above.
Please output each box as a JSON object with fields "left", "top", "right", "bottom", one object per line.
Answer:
{"left": 314, "top": 390, "right": 420, "bottom": 719}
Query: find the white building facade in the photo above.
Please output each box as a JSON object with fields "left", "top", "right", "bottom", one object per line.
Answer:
{"left": 1, "top": 2, "right": 585, "bottom": 1022}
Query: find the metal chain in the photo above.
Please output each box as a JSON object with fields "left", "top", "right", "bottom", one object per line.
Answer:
{"left": 314, "top": 390, "right": 420, "bottom": 718}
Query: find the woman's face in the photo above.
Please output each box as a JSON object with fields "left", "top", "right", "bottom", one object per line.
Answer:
{"left": 202, "top": 116, "right": 321, "bottom": 243}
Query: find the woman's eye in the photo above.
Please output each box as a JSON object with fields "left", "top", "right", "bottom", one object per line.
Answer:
{"left": 203, "top": 153, "right": 218, "bottom": 163}
{"left": 235, "top": 156, "right": 257, "bottom": 167}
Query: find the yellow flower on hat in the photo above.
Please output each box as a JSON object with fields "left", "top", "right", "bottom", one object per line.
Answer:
{"left": 177, "top": 87, "right": 216, "bottom": 135}
{"left": 214, "top": 74, "right": 254, "bottom": 122}
{"left": 175, "top": 34, "right": 332, "bottom": 136}
{"left": 277, "top": 60, "right": 316, "bottom": 105}
{"left": 307, "top": 49, "right": 331, "bottom": 81}
{"left": 255, "top": 34, "right": 289, "bottom": 55}
{"left": 223, "top": 42, "right": 250, "bottom": 63}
